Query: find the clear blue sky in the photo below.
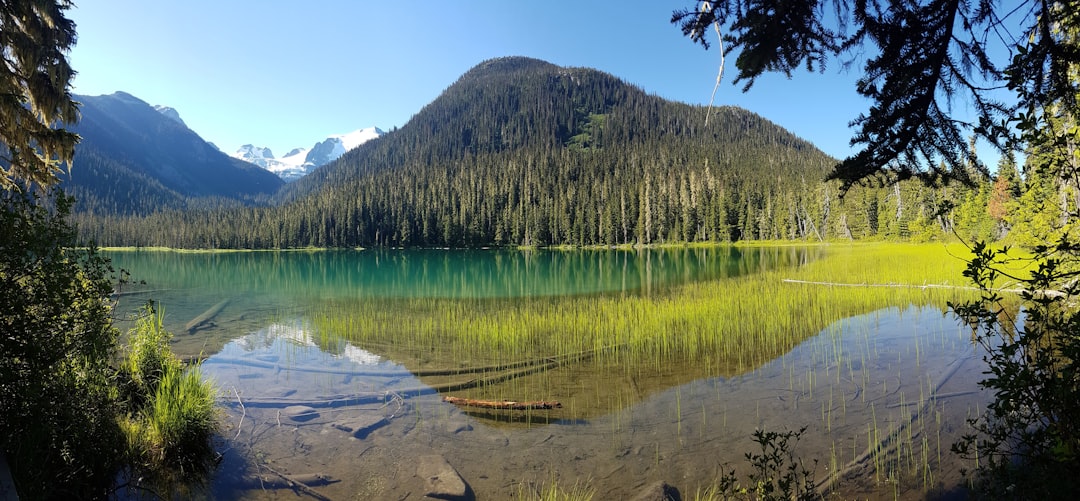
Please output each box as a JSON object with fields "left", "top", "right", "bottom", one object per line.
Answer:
{"left": 68, "top": 1, "right": 876, "bottom": 159}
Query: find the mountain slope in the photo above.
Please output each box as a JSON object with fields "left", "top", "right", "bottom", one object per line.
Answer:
{"left": 260, "top": 57, "right": 835, "bottom": 246}
{"left": 79, "top": 57, "right": 839, "bottom": 248}
{"left": 62, "top": 92, "right": 284, "bottom": 214}
{"left": 284, "top": 57, "right": 829, "bottom": 200}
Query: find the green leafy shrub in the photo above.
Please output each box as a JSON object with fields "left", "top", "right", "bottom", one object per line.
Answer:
{"left": 951, "top": 241, "right": 1080, "bottom": 498}
{"left": 705, "top": 427, "right": 820, "bottom": 501}
{"left": 0, "top": 190, "right": 124, "bottom": 498}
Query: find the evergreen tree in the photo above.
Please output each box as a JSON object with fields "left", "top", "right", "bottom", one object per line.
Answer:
{"left": 0, "top": 0, "right": 79, "bottom": 190}
{"left": 673, "top": 0, "right": 1080, "bottom": 191}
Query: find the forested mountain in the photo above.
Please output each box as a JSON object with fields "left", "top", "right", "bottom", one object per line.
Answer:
{"left": 74, "top": 57, "right": 1011, "bottom": 248}
{"left": 61, "top": 92, "right": 284, "bottom": 214}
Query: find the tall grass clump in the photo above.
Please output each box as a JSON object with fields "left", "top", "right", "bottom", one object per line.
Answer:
{"left": 515, "top": 478, "right": 595, "bottom": 501}
{"left": 119, "top": 303, "right": 219, "bottom": 489}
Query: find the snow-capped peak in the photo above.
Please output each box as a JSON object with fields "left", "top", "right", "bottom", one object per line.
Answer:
{"left": 233, "top": 144, "right": 275, "bottom": 164}
{"left": 153, "top": 104, "right": 186, "bottom": 127}
{"left": 334, "top": 127, "right": 385, "bottom": 152}
{"left": 233, "top": 126, "right": 384, "bottom": 182}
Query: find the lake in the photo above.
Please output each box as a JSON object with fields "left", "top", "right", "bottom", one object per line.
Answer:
{"left": 105, "top": 245, "right": 988, "bottom": 499}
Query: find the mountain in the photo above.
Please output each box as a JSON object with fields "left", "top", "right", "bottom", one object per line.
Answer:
{"left": 302, "top": 127, "right": 385, "bottom": 169}
{"left": 78, "top": 57, "right": 843, "bottom": 248}
{"left": 62, "top": 92, "right": 284, "bottom": 214}
{"left": 153, "top": 105, "right": 185, "bottom": 127}
{"left": 232, "top": 127, "right": 384, "bottom": 182}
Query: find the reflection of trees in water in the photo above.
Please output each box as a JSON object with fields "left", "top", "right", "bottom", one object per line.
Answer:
{"left": 103, "top": 247, "right": 822, "bottom": 301}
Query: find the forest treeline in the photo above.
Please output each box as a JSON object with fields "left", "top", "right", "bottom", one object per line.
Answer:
{"left": 69, "top": 57, "right": 1054, "bottom": 249}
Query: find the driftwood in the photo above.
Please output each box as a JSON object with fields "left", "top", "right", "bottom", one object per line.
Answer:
{"left": 185, "top": 298, "right": 231, "bottom": 334}
{"left": 782, "top": 279, "right": 1069, "bottom": 298}
{"left": 223, "top": 392, "right": 387, "bottom": 409}
{"left": 110, "top": 288, "right": 176, "bottom": 298}
{"left": 782, "top": 279, "right": 984, "bottom": 291}
{"left": 443, "top": 396, "right": 561, "bottom": 410}
{"left": 243, "top": 472, "right": 339, "bottom": 490}
{"left": 201, "top": 356, "right": 410, "bottom": 377}
{"left": 256, "top": 464, "right": 336, "bottom": 500}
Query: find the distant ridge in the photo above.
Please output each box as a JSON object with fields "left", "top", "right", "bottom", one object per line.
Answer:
{"left": 63, "top": 92, "right": 284, "bottom": 214}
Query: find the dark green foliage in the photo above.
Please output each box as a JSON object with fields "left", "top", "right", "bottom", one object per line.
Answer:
{"left": 0, "top": 199, "right": 220, "bottom": 496}
{"left": 0, "top": 189, "right": 124, "bottom": 498}
{"left": 951, "top": 242, "right": 1080, "bottom": 499}
{"left": 672, "top": 0, "right": 1080, "bottom": 192}
{"left": 711, "top": 427, "right": 820, "bottom": 500}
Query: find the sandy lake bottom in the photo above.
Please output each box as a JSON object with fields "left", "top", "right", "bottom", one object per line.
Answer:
{"left": 185, "top": 305, "right": 989, "bottom": 500}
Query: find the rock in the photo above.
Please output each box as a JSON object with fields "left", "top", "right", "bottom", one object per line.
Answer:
{"left": 331, "top": 415, "right": 388, "bottom": 438}
{"left": 445, "top": 420, "right": 472, "bottom": 434}
{"left": 632, "top": 481, "right": 681, "bottom": 501}
{"left": 264, "top": 387, "right": 297, "bottom": 398}
{"left": 282, "top": 405, "right": 319, "bottom": 422}
{"left": 0, "top": 453, "right": 17, "bottom": 501}
{"left": 416, "top": 454, "right": 472, "bottom": 500}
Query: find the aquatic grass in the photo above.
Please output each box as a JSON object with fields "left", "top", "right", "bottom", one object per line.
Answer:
{"left": 118, "top": 303, "right": 219, "bottom": 490}
{"left": 515, "top": 478, "right": 595, "bottom": 501}
{"left": 312, "top": 243, "right": 976, "bottom": 377}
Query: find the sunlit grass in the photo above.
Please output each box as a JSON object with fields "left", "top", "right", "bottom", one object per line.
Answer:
{"left": 514, "top": 478, "right": 595, "bottom": 501}
{"left": 313, "top": 243, "right": 978, "bottom": 374}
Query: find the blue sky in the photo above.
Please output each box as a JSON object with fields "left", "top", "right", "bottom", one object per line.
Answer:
{"left": 68, "top": 1, "right": 877, "bottom": 159}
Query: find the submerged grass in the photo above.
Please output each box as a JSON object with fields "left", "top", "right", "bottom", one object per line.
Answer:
{"left": 313, "top": 243, "right": 977, "bottom": 375}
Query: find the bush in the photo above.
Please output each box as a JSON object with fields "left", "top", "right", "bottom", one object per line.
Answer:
{"left": 706, "top": 427, "right": 819, "bottom": 501}
{"left": 0, "top": 190, "right": 124, "bottom": 498}
{"left": 951, "top": 241, "right": 1080, "bottom": 498}
{"left": 0, "top": 191, "right": 219, "bottom": 497}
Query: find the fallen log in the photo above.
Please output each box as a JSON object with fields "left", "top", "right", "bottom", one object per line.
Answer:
{"left": 242, "top": 472, "right": 339, "bottom": 490}
{"left": 202, "top": 356, "right": 410, "bottom": 377}
{"left": 781, "top": 279, "right": 1068, "bottom": 298}
{"left": 186, "top": 298, "right": 231, "bottom": 334}
{"left": 110, "top": 288, "right": 176, "bottom": 298}
{"left": 221, "top": 392, "right": 386, "bottom": 409}
{"left": 443, "top": 396, "right": 561, "bottom": 410}
{"left": 256, "top": 464, "right": 336, "bottom": 500}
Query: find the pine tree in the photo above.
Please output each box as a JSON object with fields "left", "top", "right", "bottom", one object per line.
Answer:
{"left": 0, "top": 0, "right": 79, "bottom": 189}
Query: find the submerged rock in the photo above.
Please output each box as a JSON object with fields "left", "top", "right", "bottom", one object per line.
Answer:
{"left": 632, "top": 481, "right": 681, "bottom": 501}
{"left": 416, "top": 454, "right": 472, "bottom": 500}
{"left": 331, "top": 415, "right": 387, "bottom": 438}
{"left": 282, "top": 405, "right": 319, "bottom": 422}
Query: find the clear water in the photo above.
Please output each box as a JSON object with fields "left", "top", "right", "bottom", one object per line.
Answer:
{"left": 104, "top": 247, "right": 987, "bottom": 499}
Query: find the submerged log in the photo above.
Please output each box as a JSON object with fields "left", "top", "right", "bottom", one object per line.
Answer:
{"left": 222, "top": 392, "right": 386, "bottom": 408}
{"left": 443, "top": 396, "right": 562, "bottom": 410}
{"left": 241, "top": 472, "right": 339, "bottom": 489}
{"left": 254, "top": 465, "right": 337, "bottom": 501}
{"left": 185, "top": 298, "right": 231, "bottom": 334}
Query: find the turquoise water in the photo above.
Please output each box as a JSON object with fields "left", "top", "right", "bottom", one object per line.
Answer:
{"left": 104, "top": 246, "right": 817, "bottom": 301}
{"left": 103, "top": 246, "right": 986, "bottom": 499}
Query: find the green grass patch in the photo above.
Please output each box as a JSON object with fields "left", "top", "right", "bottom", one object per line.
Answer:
{"left": 119, "top": 305, "right": 218, "bottom": 490}
{"left": 313, "top": 243, "right": 979, "bottom": 375}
